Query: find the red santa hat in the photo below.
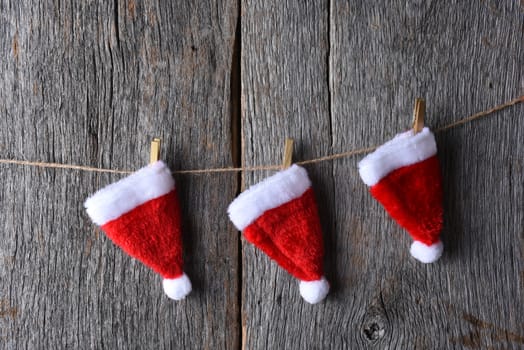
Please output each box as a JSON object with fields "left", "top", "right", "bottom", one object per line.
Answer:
{"left": 84, "top": 161, "right": 191, "bottom": 300}
{"left": 228, "top": 165, "right": 329, "bottom": 304}
{"left": 358, "top": 127, "right": 444, "bottom": 263}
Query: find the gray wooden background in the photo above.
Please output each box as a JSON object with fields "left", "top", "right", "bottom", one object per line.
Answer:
{"left": 1, "top": 1, "right": 523, "bottom": 349}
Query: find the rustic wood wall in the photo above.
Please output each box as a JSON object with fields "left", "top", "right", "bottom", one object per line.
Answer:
{"left": 1, "top": 0, "right": 523, "bottom": 349}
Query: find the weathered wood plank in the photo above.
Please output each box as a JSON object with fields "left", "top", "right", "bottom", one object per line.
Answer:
{"left": 0, "top": 0, "right": 239, "bottom": 349}
{"left": 240, "top": 1, "right": 336, "bottom": 349}
{"left": 242, "top": 0, "right": 523, "bottom": 349}
{"left": 331, "top": 1, "right": 524, "bottom": 348}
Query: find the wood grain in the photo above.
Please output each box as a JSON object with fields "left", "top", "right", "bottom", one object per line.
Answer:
{"left": 240, "top": 1, "right": 336, "bottom": 349}
{"left": 1, "top": 0, "right": 523, "bottom": 349}
{"left": 241, "top": 0, "right": 524, "bottom": 349}
{"left": 0, "top": 0, "right": 239, "bottom": 349}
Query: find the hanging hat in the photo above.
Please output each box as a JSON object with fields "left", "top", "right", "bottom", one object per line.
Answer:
{"left": 228, "top": 164, "right": 329, "bottom": 304}
{"left": 358, "top": 127, "right": 444, "bottom": 263}
{"left": 84, "top": 161, "right": 191, "bottom": 300}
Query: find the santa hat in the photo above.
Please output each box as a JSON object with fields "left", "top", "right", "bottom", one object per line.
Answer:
{"left": 228, "top": 165, "right": 329, "bottom": 304}
{"left": 84, "top": 161, "right": 191, "bottom": 300}
{"left": 358, "top": 127, "right": 444, "bottom": 263}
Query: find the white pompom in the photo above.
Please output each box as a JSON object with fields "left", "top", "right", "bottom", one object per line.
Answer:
{"left": 410, "top": 240, "right": 444, "bottom": 264}
{"left": 163, "top": 273, "right": 192, "bottom": 300}
{"left": 299, "top": 277, "right": 329, "bottom": 304}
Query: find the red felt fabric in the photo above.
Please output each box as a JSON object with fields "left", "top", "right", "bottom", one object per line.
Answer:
{"left": 101, "top": 190, "right": 184, "bottom": 279}
{"left": 243, "top": 188, "right": 324, "bottom": 281}
{"left": 370, "top": 155, "right": 443, "bottom": 245}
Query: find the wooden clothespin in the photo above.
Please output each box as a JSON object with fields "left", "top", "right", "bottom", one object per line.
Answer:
{"left": 282, "top": 138, "right": 294, "bottom": 169}
{"left": 412, "top": 98, "right": 425, "bottom": 134}
{"left": 150, "top": 138, "right": 161, "bottom": 164}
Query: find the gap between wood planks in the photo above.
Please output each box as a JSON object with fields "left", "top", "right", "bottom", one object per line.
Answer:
{"left": 228, "top": 4, "right": 243, "bottom": 350}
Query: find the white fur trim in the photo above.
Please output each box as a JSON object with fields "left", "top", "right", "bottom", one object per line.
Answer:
{"left": 299, "top": 277, "right": 329, "bottom": 304}
{"left": 358, "top": 127, "right": 437, "bottom": 186}
{"left": 227, "top": 164, "right": 312, "bottom": 230}
{"left": 163, "top": 273, "right": 192, "bottom": 300}
{"left": 84, "top": 161, "right": 175, "bottom": 225}
{"left": 410, "top": 240, "right": 443, "bottom": 263}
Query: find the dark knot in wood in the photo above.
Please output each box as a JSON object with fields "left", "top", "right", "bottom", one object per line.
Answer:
{"left": 362, "top": 320, "right": 386, "bottom": 341}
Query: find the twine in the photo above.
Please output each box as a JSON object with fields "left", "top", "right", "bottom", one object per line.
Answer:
{"left": 0, "top": 95, "right": 522, "bottom": 175}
